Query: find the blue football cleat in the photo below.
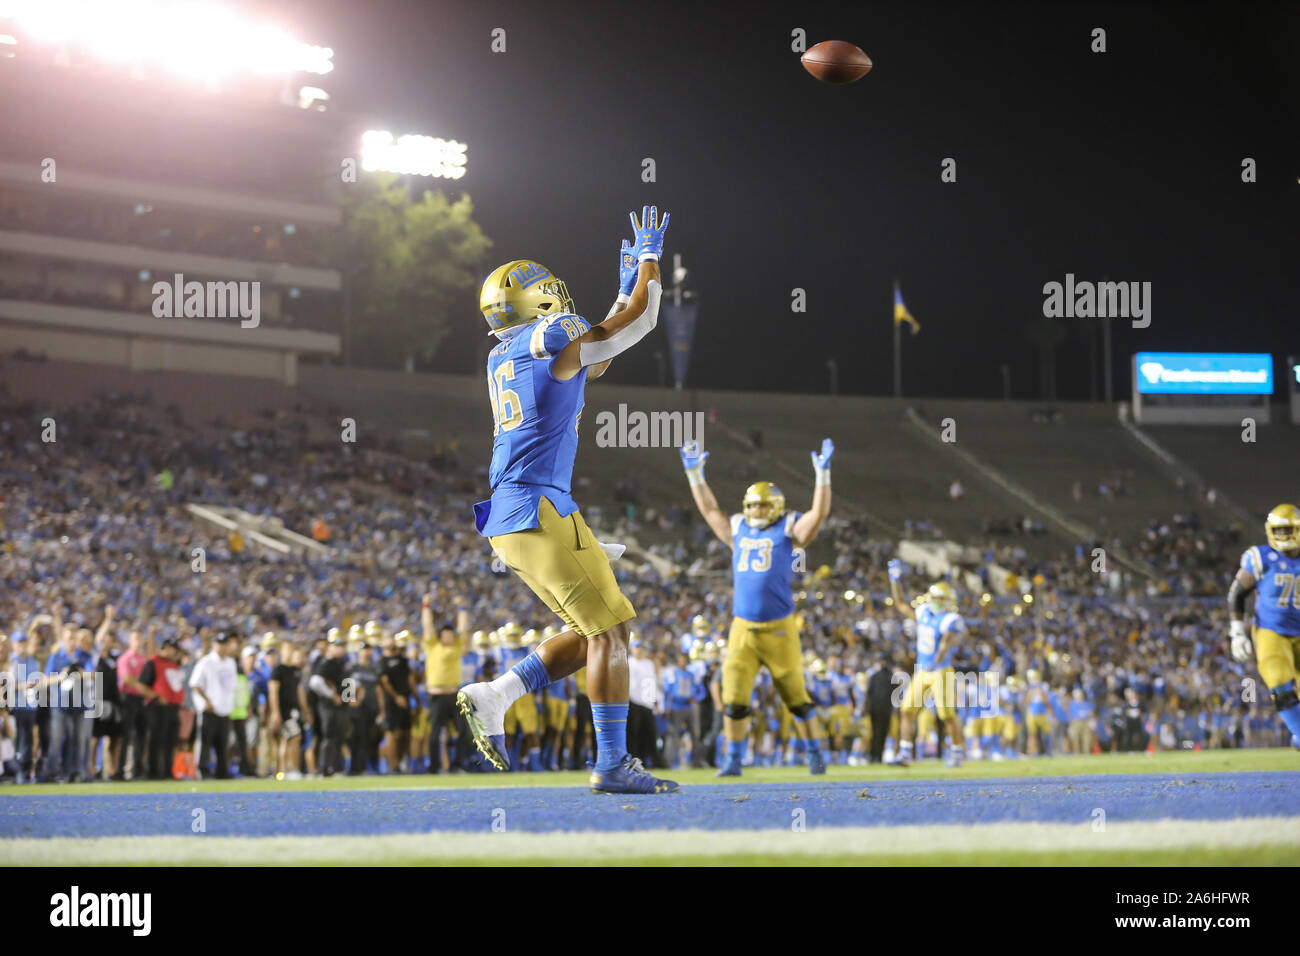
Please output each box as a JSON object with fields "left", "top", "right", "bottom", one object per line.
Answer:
{"left": 456, "top": 685, "right": 510, "bottom": 771}
{"left": 590, "top": 754, "right": 679, "bottom": 794}
{"left": 715, "top": 756, "right": 743, "bottom": 777}
{"left": 808, "top": 749, "right": 827, "bottom": 775}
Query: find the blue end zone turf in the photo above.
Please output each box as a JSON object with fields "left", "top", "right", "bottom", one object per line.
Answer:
{"left": 4, "top": 772, "right": 1297, "bottom": 839}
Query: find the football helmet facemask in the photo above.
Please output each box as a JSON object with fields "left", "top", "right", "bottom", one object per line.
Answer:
{"left": 743, "top": 481, "right": 785, "bottom": 529}
{"left": 926, "top": 582, "right": 958, "bottom": 613}
{"left": 1266, "top": 504, "right": 1300, "bottom": 554}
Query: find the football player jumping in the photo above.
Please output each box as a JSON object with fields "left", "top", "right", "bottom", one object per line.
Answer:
{"left": 1228, "top": 504, "right": 1300, "bottom": 751}
{"left": 886, "top": 561, "right": 968, "bottom": 767}
{"left": 457, "top": 207, "right": 679, "bottom": 794}
{"left": 679, "top": 438, "right": 834, "bottom": 777}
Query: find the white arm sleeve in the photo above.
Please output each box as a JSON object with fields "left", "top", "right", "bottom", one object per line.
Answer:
{"left": 308, "top": 674, "right": 333, "bottom": 698}
{"left": 579, "top": 280, "right": 661, "bottom": 367}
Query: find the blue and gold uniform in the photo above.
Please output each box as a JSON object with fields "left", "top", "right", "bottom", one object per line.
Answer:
{"left": 1242, "top": 543, "right": 1300, "bottom": 679}
{"left": 826, "top": 667, "right": 856, "bottom": 738}
{"left": 900, "top": 604, "right": 965, "bottom": 719}
{"left": 498, "top": 628, "right": 540, "bottom": 736}
{"left": 722, "top": 511, "right": 812, "bottom": 712}
{"left": 1240, "top": 539, "right": 1300, "bottom": 739}
{"left": 474, "top": 290, "right": 634, "bottom": 638}
{"left": 544, "top": 675, "right": 572, "bottom": 732}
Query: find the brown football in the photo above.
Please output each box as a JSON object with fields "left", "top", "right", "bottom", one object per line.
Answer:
{"left": 800, "top": 40, "right": 872, "bottom": 84}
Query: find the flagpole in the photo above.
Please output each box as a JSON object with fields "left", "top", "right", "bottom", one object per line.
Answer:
{"left": 892, "top": 280, "right": 902, "bottom": 398}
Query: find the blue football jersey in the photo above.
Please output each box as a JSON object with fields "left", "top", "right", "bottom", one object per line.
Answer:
{"left": 460, "top": 651, "right": 480, "bottom": 686}
{"left": 1241, "top": 545, "right": 1300, "bottom": 636}
{"left": 915, "top": 605, "right": 964, "bottom": 671}
{"left": 499, "top": 645, "right": 530, "bottom": 672}
{"left": 809, "top": 674, "right": 833, "bottom": 707}
{"left": 829, "top": 670, "right": 854, "bottom": 706}
{"left": 731, "top": 512, "right": 802, "bottom": 622}
{"left": 473, "top": 313, "right": 593, "bottom": 537}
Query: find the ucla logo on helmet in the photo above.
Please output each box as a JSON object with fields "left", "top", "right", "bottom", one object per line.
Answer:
{"left": 511, "top": 262, "right": 551, "bottom": 288}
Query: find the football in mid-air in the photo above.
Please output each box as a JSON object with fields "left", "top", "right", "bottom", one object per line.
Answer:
{"left": 800, "top": 40, "right": 873, "bottom": 84}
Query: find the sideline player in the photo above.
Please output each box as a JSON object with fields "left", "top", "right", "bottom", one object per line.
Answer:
{"left": 886, "top": 560, "right": 967, "bottom": 767}
{"left": 1228, "top": 504, "right": 1300, "bottom": 750}
{"left": 679, "top": 438, "right": 834, "bottom": 777}
{"left": 456, "top": 207, "right": 678, "bottom": 794}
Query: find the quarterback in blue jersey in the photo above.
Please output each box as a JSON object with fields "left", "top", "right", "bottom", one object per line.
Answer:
{"left": 457, "top": 207, "right": 679, "bottom": 795}
{"left": 1228, "top": 504, "right": 1300, "bottom": 751}
{"left": 679, "top": 437, "right": 834, "bottom": 776}
{"left": 887, "top": 562, "right": 968, "bottom": 767}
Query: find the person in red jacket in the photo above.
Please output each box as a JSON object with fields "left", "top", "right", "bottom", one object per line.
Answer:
{"left": 137, "top": 639, "right": 184, "bottom": 780}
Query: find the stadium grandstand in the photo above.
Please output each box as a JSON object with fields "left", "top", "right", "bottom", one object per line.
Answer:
{"left": 0, "top": 6, "right": 343, "bottom": 385}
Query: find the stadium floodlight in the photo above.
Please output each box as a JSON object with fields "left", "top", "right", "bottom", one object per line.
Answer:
{"left": 360, "top": 130, "right": 468, "bottom": 179}
{"left": 0, "top": 0, "right": 333, "bottom": 83}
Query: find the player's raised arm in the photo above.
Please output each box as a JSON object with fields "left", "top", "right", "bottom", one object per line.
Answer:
{"left": 793, "top": 438, "right": 834, "bottom": 546}
{"left": 421, "top": 593, "right": 434, "bottom": 645}
{"left": 887, "top": 559, "right": 916, "bottom": 620}
{"left": 587, "top": 238, "right": 642, "bottom": 381}
{"left": 680, "top": 441, "right": 732, "bottom": 545}
{"left": 1228, "top": 562, "right": 1258, "bottom": 663}
{"left": 553, "top": 206, "right": 669, "bottom": 380}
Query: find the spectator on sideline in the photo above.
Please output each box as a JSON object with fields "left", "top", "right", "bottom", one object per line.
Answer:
{"left": 627, "top": 636, "right": 658, "bottom": 766}
{"left": 140, "top": 639, "right": 184, "bottom": 780}
{"left": 117, "top": 628, "right": 152, "bottom": 780}
{"left": 190, "top": 631, "right": 238, "bottom": 779}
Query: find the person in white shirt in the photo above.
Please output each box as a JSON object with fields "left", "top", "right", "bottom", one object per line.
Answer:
{"left": 190, "top": 631, "right": 238, "bottom": 779}
{"left": 626, "top": 636, "right": 658, "bottom": 766}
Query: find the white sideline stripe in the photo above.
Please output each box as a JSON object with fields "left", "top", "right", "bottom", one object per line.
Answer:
{"left": 2, "top": 817, "right": 1297, "bottom": 864}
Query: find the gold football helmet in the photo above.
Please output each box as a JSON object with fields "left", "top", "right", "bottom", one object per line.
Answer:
{"left": 743, "top": 481, "right": 785, "bottom": 528}
{"left": 690, "top": 615, "right": 710, "bottom": 637}
{"left": 471, "top": 630, "right": 490, "bottom": 651}
{"left": 480, "top": 260, "right": 574, "bottom": 336}
{"left": 364, "top": 619, "right": 382, "bottom": 639}
{"left": 1266, "top": 504, "right": 1300, "bottom": 554}
{"left": 500, "top": 621, "right": 523, "bottom": 648}
{"left": 394, "top": 629, "right": 411, "bottom": 646}
{"left": 926, "top": 581, "right": 958, "bottom": 613}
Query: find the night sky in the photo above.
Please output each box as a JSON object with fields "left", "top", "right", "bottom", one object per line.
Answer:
{"left": 294, "top": 0, "right": 1298, "bottom": 399}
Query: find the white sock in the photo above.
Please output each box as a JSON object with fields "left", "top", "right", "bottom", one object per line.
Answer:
{"left": 488, "top": 670, "right": 526, "bottom": 705}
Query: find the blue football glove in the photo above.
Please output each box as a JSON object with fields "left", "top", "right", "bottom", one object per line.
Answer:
{"left": 887, "top": 559, "right": 904, "bottom": 583}
{"left": 630, "top": 205, "right": 670, "bottom": 262}
{"left": 811, "top": 437, "right": 834, "bottom": 485}
{"left": 680, "top": 440, "right": 709, "bottom": 487}
{"left": 618, "top": 239, "right": 638, "bottom": 296}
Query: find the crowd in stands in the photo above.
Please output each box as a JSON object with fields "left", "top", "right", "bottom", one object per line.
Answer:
{"left": 0, "top": 387, "right": 1289, "bottom": 782}
{"left": 1, "top": 189, "right": 331, "bottom": 268}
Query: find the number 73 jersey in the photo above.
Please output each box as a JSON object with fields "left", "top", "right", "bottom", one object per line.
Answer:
{"left": 730, "top": 512, "right": 802, "bottom": 623}
{"left": 1241, "top": 545, "right": 1300, "bottom": 636}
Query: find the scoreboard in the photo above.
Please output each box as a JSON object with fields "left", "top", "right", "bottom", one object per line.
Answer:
{"left": 1131, "top": 352, "right": 1273, "bottom": 424}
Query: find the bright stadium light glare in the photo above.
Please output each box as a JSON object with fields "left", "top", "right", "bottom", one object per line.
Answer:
{"left": 361, "top": 130, "right": 468, "bottom": 179}
{"left": 0, "top": 0, "right": 333, "bottom": 82}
